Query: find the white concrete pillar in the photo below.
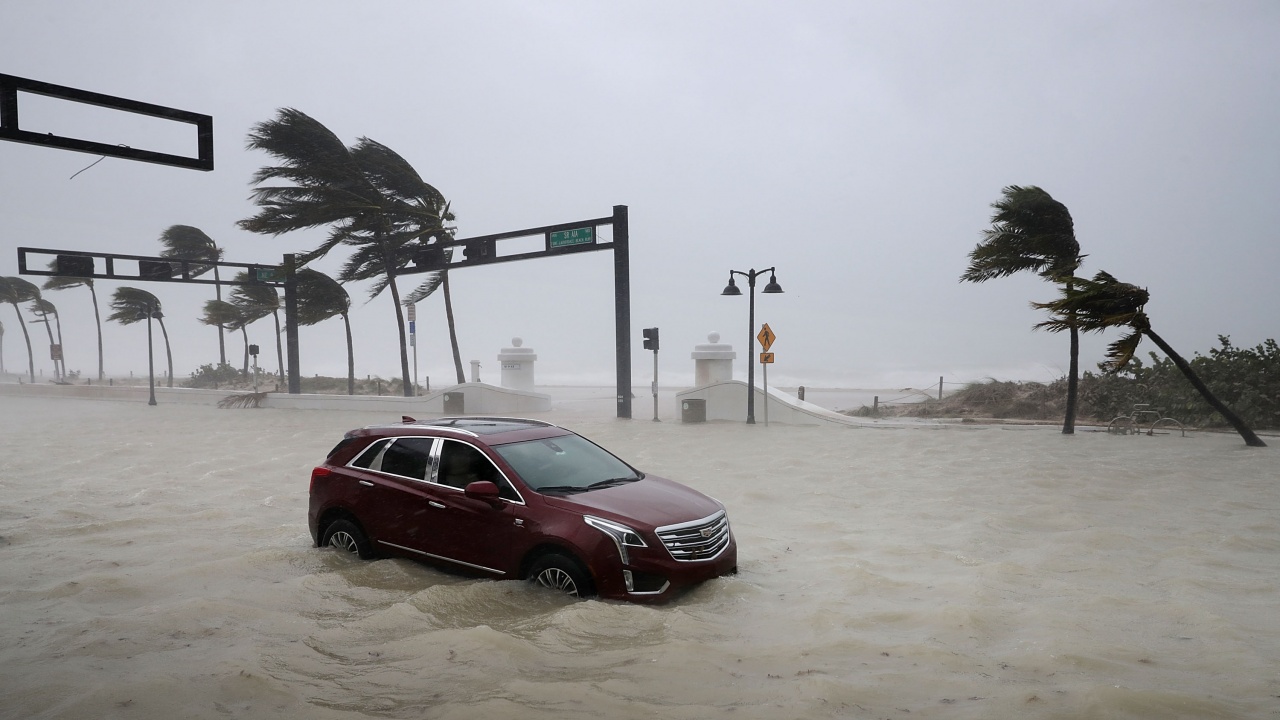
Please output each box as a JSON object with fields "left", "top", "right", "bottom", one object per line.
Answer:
{"left": 691, "top": 332, "right": 736, "bottom": 386}
{"left": 470, "top": 360, "right": 481, "bottom": 383}
{"left": 498, "top": 337, "right": 537, "bottom": 391}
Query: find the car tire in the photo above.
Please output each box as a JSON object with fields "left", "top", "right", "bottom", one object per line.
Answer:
{"left": 321, "top": 518, "right": 377, "bottom": 560}
{"left": 528, "top": 553, "right": 594, "bottom": 598}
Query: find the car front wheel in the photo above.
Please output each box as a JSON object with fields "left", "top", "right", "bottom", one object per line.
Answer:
{"left": 528, "top": 553, "right": 594, "bottom": 598}
{"left": 321, "top": 518, "right": 377, "bottom": 560}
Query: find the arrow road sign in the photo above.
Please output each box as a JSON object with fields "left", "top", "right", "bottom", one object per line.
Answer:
{"left": 759, "top": 352, "right": 775, "bottom": 364}
{"left": 757, "top": 323, "right": 776, "bottom": 352}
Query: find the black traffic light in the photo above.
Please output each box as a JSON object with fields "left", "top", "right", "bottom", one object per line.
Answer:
{"left": 642, "top": 327, "right": 659, "bottom": 352}
{"left": 138, "top": 259, "right": 174, "bottom": 280}
{"left": 463, "top": 239, "right": 494, "bottom": 262}
{"left": 55, "top": 254, "right": 95, "bottom": 277}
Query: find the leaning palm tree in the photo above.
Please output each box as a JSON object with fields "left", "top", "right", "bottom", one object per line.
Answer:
{"left": 1035, "top": 271, "right": 1265, "bottom": 447}
{"left": 963, "top": 185, "right": 1085, "bottom": 434}
{"left": 159, "top": 225, "right": 227, "bottom": 365}
{"left": 0, "top": 319, "right": 5, "bottom": 373}
{"left": 0, "top": 276, "right": 41, "bottom": 382}
{"left": 201, "top": 299, "right": 251, "bottom": 377}
{"left": 28, "top": 298, "right": 65, "bottom": 382}
{"left": 107, "top": 287, "right": 174, "bottom": 387}
{"left": 239, "top": 108, "right": 457, "bottom": 396}
{"left": 295, "top": 268, "right": 356, "bottom": 394}
{"left": 42, "top": 260, "right": 104, "bottom": 381}
{"left": 228, "top": 272, "right": 283, "bottom": 382}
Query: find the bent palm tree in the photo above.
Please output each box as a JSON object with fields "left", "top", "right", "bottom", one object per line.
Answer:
{"left": 1, "top": 276, "right": 41, "bottom": 382}
{"left": 295, "top": 268, "right": 356, "bottom": 395}
{"left": 159, "top": 225, "right": 227, "bottom": 365}
{"left": 229, "top": 272, "right": 283, "bottom": 382}
{"left": 963, "top": 185, "right": 1085, "bottom": 434}
{"left": 107, "top": 287, "right": 174, "bottom": 387}
{"left": 201, "top": 299, "right": 251, "bottom": 377}
{"left": 43, "top": 260, "right": 104, "bottom": 381}
{"left": 1035, "top": 271, "right": 1265, "bottom": 447}
{"left": 239, "top": 108, "right": 457, "bottom": 396}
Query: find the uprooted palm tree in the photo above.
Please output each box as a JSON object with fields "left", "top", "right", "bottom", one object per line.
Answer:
{"left": 1035, "top": 271, "right": 1266, "bottom": 447}
{"left": 159, "top": 225, "right": 227, "bottom": 365}
{"left": 239, "top": 108, "right": 458, "bottom": 396}
{"left": 42, "top": 260, "right": 104, "bottom": 381}
{"left": 107, "top": 287, "right": 173, "bottom": 387}
{"left": 200, "top": 299, "right": 251, "bottom": 377}
{"left": 0, "top": 276, "right": 41, "bottom": 382}
{"left": 228, "top": 272, "right": 283, "bottom": 382}
{"left": 295, "top": 268, "right": 356, "bottom": 395}
{"left": 28, "top": 298, "right": 65, "bottom": 382}
{"left": 963, "top": 185, "right": 1085, "bottom": 434}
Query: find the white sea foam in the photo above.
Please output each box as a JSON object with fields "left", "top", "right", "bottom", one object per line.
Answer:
{"left": 1, "top": 394, "right": 1277, "bottom": 719}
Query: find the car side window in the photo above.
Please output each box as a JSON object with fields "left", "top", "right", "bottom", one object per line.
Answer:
{"left": 377, "top": 437, "right": 435, "bottom": 481}
{"left": 437, "top": 440, "right": 520, "bottom": 502}
{"left": 350, "top": 439, "right": 390, "bottom": 469}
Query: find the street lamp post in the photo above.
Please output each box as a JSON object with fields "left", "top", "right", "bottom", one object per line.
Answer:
{"left": 721, "top": 267, "right": 783, "bottom": 424}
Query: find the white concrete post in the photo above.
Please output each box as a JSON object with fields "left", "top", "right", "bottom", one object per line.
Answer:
{"left": 498, "top": 337, "right": 537, "bottom": 391}
{"left": 470, "top": 360, "right": 481, "bottom": 383}
{"left": 691, "top": 332, "right": 736, "bottom": 386}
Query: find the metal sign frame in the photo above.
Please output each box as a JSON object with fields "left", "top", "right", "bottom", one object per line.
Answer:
{"left": 0, "top": 73, "right": 214, "bottom": 171}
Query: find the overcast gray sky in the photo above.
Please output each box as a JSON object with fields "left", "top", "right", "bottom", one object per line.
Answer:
{"left": 3, "top": 1, "right": 1278, "bottom": 390}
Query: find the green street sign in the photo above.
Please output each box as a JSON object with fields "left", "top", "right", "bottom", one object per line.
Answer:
{"left": 549, "top": 227, "right": 594, "bottom": 248}
{"left": 255, "top": 267, "right": 277, "bottom": 281}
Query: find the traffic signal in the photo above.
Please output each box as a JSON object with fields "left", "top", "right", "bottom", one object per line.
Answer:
{"left": 642, "top": 327, "right": 659, "bottom": 351}
{"left": 55, "top": 254, "right": 94, "bottom": 277}
{"left": 463, "top": 239, "right": 494, "bottom": 261}
{"left": 138, "top": 259, "right": 174, "bottom": 280}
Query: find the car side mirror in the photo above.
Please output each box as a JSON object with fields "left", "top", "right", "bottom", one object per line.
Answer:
{"left": 464, "top": 481, "right": 503, "bottom": 507}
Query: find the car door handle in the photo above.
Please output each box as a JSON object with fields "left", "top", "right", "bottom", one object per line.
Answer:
{"left": 428, "top": 501, "right": 446, "bottom": 509}
{"left": 359, "top": 480, "right": 374, "bottom": 487}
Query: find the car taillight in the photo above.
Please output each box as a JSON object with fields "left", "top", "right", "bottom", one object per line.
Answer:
{"left": 310, "top": 466, "right": 332, "bottom": 492}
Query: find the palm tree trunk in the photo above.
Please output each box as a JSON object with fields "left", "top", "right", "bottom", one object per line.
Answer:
{"left": 214, "top": 265, "right": 226, "bottom": 366}
{"left": 37, "top": 314, "right": 58, "bottom": 381}
{"left": 442, "top": 272, "right": 465, "bottom": 384}
{"left": 343, "top": 312, "right": 355, "bottom": 396}
{"left": 240, "top": 326, "right": 250, "bottom": 377}
{"left": 89, "top": 282, "right": 104, "bottom": 381}
{"left": 1063, "top": 319, "right": 1079, "bottom": 434}
{"left": 53, "top": 311, "right": 66, "bottom": 382}
{"left": 272, "top": 309, "right": 284, "bottom": 384}
{"left": 9, "top": 304, "right": 34, "bottom": 382}
{"left": 158, "top": 317, "right": 174, "bottom": 387}
{"left": 1143, "top": 328, "right": 1266, "bottom": 447}
{"left": 378, "top": 234, "right": 413, "bottom": 397}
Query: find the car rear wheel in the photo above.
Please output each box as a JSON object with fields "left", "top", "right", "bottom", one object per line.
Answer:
{"left": 321, "top": 519, "right": 377, "bottom": 560}
{"left": 528, "top": 553, "right": 594, "bottom": 598}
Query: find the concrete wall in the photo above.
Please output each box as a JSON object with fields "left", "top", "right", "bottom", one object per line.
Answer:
{"left": 0, "top": 380, "right": 552, "bottom": 414}
{"left": 674, "top": 381, "right": 900, "bottom": 427}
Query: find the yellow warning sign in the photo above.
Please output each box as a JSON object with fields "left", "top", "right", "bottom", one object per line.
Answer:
{"left": 757, "top": 323, "right": 776, "bottom": 352}
{"left": 759, "top": 352, "right": 775, "bottom": 364}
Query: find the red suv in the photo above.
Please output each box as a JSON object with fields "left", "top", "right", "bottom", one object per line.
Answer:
{"left": 308, "top": 417, "right": 737, "bottom": 602}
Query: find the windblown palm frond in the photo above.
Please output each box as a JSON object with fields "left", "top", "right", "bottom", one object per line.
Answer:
{"left": 159, "top": 225, "right": 223, "bottom": 277}
{"left": 294, "top": 269, "right": 350, "bottom": 326}
{"left": 200, "top": 299, "right": 248, "bottom": 331}
{"left": 962, "top": 185, "right": 1082, "bottom": 283}
{"left": 107, "top": 287, "right": 162, "bottom": 325}
{"left": 228, "top": 272, "right": 279, "bottom": 323}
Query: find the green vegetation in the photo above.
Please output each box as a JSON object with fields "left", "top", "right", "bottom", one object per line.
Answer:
{"left": 868, "top": 336, "right": 1278, "bottom": 432}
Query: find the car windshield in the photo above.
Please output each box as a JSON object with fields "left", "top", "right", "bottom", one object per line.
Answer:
{"left": 494, "top": 434, "right": 640, "bottom": 492}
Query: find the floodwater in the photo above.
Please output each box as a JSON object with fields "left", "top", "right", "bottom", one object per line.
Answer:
{"left": 2, "top": 395, "right": 1278, "bottom": 719}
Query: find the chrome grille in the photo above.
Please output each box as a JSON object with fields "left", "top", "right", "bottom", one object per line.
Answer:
{"left": 656, "top": 510, "right": 730, "bottom": 562}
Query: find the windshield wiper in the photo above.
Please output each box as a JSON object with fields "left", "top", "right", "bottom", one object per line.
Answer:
{"left": 586, "top": 476, "right": 640, "bottom": 489}
{"left": 536, "top": 485, "right": 587, "bottom": 494}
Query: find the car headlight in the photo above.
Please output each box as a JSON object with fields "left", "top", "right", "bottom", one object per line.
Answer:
{"left": 584, "top": 515, "right": 647, "bottom": 564}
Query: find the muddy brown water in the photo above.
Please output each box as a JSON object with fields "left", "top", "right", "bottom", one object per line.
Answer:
{"left": 2, "top": 396, "right": 1278, "bottom": 719}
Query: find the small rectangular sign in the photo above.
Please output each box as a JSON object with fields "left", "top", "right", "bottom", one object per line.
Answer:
{"left": 255, "top": 267, "right": 277, "bottom": 282}
{"left": 549, "top": 227, "right": 594, "bottom": 248}
{"left": 759, "top": 352, "right": 775, "bottom": 364}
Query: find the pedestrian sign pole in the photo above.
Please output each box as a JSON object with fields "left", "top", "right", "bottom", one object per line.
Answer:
{"left": 757, "top": 323, "right": 776, "bottom": 426}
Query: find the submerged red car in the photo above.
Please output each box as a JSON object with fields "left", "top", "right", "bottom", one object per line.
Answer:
{"left": 308, "top": 416, "right": 737, "bottom": 602}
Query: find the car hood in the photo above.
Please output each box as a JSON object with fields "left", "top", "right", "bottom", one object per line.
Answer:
{"left": 540, "top": 474, "right": 723, "bottom": 529}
